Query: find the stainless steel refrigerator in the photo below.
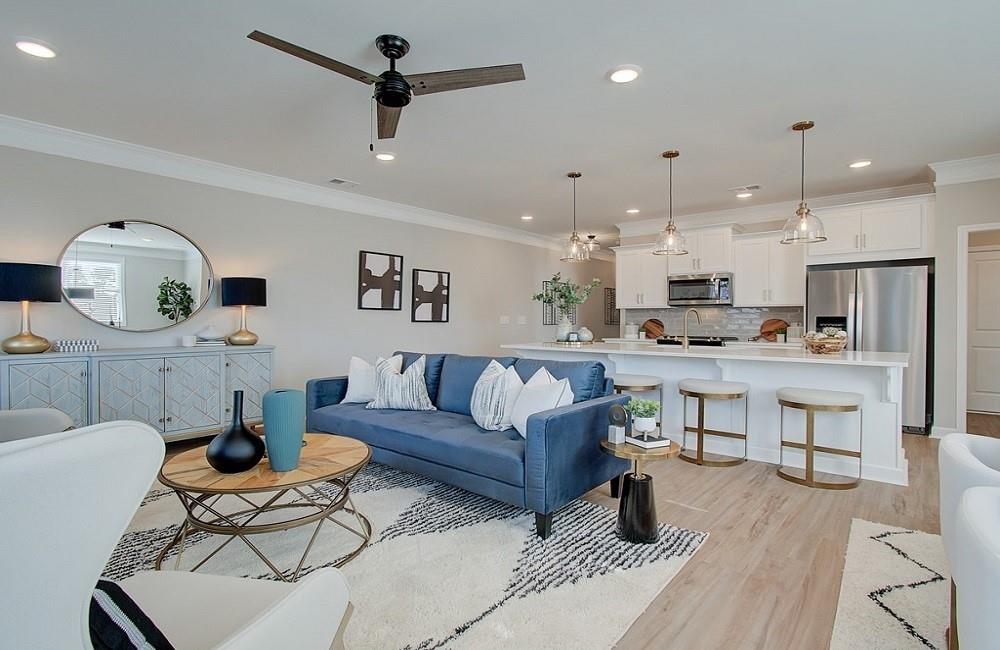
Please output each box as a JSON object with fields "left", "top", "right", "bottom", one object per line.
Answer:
{"left": 806, "top": 259, "right": 933, "bottom": 433}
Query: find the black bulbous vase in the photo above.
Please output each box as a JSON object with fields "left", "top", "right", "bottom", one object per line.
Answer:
{"left": 207, "top": 390, "right": 265, "bottom": 473}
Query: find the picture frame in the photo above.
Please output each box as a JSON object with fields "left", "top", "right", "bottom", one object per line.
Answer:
{"left": 411, "top": 268, "right": 450, "bottom": 323}
{"left": 358, "top": 250, "right": 403, "bottom": 310}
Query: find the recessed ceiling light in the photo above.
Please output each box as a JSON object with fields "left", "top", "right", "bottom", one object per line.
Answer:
{"left": 520, "top": 215, "right": 533, "bottom": 221}
{"left": 608, "top": 65, "right": 642, "bottom": 83}
{"left": 141, "top": 237, "right": 154, "bottom": 242}
{"left": 729, "top": 184, "right": 761, "bottom": 199}
{"left": 736, "top": 192, "right": 753, "bottom": 199}
{"left": 626, "top": 208, "right": 640, "bottom": 214}
{"left": 15, "top": 39, "right": 57, "bottom": 58}
{"left": 374, "top": 151, "right": 395, "bottom": 162}
{"left": 849, "top": 160, "right": 872, "bottom": 169}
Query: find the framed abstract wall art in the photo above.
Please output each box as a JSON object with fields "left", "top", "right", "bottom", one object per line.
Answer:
{"left": 412, "top": 269, "right": 450, "bottom": 322}
{"left": 358, "top": 250, "right": 403, "bottom": 310}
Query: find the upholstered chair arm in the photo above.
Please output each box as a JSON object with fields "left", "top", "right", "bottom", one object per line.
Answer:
{"left": 523, "top": 393, "right": 631, "bottom": 514}
{"left": 305, "top": 376, "right": 349, "bottom": 412}
{"left": 0, "top": 407, "right": 74, "bottom": 442}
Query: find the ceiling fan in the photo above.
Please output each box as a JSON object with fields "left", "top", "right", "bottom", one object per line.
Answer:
{"left": 247, "top": 31, "right": 525, "bottom": 140}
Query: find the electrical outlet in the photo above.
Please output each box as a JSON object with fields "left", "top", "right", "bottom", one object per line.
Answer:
{"left": 516, "top": 315, "right": 527, "bottom": 325}
{"left": 499, "top": 315, "right": 511, "bottom": 325}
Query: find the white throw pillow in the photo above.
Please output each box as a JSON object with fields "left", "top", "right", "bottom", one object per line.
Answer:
{"left": 342, "top": 354, "right": 402, "bottom": 404}
{"left": 510, "top": 368, "right": 574, "bottom": 438}
{"left": 470, "top": 361, "right": 524, "bottom": 431}
{"left": 366, "top": 354, "right": 436, "bottom": 411}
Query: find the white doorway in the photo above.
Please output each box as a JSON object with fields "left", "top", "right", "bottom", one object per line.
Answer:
{"left": 967, "top": 230, "right": 1000, "bottom": 432}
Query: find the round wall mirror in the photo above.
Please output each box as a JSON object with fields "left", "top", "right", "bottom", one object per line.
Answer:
{"left": 59, "top": 221, "right": 214, "bottom": 331}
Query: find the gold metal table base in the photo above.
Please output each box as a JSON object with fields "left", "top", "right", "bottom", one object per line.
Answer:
{"left": 156, "top": 472, "right": 371, "bottom": 582}
{"left": 679, "top": 390, "right": 748, "bottom": 467}
{"left": 776, "top": 399, "right": 862, "bottom": 491}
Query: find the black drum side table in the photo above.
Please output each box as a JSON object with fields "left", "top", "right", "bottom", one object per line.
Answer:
{"left": 600, "top": 438, "right": 681, "bottom": 543}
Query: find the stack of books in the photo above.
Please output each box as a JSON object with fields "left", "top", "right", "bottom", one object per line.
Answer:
{"left": 194, "top": 336, "right": 227, "bottom": 347}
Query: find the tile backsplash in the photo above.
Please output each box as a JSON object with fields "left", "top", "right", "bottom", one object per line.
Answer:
{"left": 621, "top": 306, "right": 804, "bottom": 340}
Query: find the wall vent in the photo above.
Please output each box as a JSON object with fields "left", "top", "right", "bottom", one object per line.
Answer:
{"left": 728, "top": 184, "right": 761, "bottom": 193}
{"left": 328, "top": 177, "right": 360, "bottom": 188}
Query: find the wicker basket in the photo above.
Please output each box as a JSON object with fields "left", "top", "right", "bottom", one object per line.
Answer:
{"left": 804, "top": 336, "right": 848, "bottom": 354}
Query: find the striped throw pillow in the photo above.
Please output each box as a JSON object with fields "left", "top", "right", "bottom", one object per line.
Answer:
{"left": 470, "top": 361, "right": 524, "bottom": 431}
{"left": 367, "top": 354, "right": 436, "bottom": 411}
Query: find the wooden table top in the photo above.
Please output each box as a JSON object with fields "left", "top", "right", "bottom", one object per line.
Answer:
{"left": 601, "top": 438, "right": 682, "bottom": 461}
{"left": 160, "top": 434, "right": 371, "bottom": 494}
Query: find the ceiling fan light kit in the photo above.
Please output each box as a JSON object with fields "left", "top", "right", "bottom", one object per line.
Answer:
{"left": 248, "top": 30, "right": 525, "bottom": 141}
{"left": 653, "top": 150, "right": 688, "bottom": 256}
{"left": 561, "top": 172, "right": 590, "bottom": 262}
{"left": 780, "top": 120, "right": 827, "bottom": 245}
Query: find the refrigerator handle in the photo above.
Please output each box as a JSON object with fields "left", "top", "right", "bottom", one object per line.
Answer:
{"left": 847, "top": 292, "right": 857, "bottom": 349}
{"left": 856, "top": 292, "right": 864, "bottom": 351}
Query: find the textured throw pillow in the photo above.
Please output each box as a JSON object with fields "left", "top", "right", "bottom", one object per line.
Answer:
{"left": 91, "top": 579, "right": 175, "bottom": 650}
{"left": 470, "top": 361, "right": 524, "bottom": 431}
{"left": 367, "top": 354, "right": 436, "bottom": 411}
{"left": 343, "top": 355, "right": 402, "bottom": 403}
{"left": 510, "top": 368, "right": 575, "bottom": 438}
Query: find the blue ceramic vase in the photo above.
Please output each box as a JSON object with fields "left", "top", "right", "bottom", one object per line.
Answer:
{"left": 262, "top": 388, "right": 306, "bottom": 471}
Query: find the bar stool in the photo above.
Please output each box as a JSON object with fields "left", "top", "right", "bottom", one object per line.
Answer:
{"left": 612, "top": 374, "right": 663, "bottom": 422}
{"left": 678, "top": 378, "right": 749, "bottom": 467}
{"left": 776, "top": 387, "right": 863, "bottom": 490}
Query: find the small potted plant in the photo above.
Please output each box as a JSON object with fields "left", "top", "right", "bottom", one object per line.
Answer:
{"left": 625, "top": 398, "right": 659, "bottom": 434}
{"left": 531, "top": 272, "right": 601, "bottom": 341}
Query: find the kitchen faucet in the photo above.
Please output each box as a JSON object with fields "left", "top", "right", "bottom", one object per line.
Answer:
{"left": 683, "top": 308, "right": 702, "bottom": 350}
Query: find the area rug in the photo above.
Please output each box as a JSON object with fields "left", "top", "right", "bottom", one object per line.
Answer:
{"left": 106, "top": 463, "right": 707, "bottom": 649}
{"left": 830, "top": 518, "right": 949, "bottom": 650}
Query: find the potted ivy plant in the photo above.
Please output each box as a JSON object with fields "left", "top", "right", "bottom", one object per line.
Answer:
{"left": 531, "top": 272, "right": 601, "bottom": 341}
{"left": 156, "top": 277, "right": 195, "bottom": 323}
{"left": 625, "top": 398, "right": 659, "bottom": 434}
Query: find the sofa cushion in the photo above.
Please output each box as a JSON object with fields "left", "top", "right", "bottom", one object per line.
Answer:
{"left": 310, "top": 403, "right": 525, "bottom": 487}
{"left": 435, "top": 354, "right": 517, "bottom": 416}
{"left": 512, "top": 358, "right": 608, "bottom": 402}
{"left": 394, "top": 351, "right": 447, "bottom": 403}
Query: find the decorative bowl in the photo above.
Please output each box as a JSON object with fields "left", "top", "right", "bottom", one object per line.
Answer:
{"left": 803, "top": 336, "right": 848, "bottom": 354}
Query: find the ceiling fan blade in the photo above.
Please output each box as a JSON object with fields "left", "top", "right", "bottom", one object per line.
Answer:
{"left": 407, "top": 63, "right": 525, "bottom": 96}
{"left": 247, "top": 30, "right": 382, "bottom": 85}
{"left": 377, "top": 104, "right": 401, "bottom": 139}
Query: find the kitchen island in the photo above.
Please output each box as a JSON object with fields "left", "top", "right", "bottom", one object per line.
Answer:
{"left": 501, "top": 342, "right": 910, "bottom": 485}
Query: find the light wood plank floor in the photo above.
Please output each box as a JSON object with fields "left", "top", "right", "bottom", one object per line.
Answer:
{"left": 584, "top": 434, "right": 939, "bottom": 650}
{"left": 968, "top": 412, "right": 1000, "bottom": 438}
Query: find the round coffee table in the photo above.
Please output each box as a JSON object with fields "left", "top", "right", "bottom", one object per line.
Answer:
{"left": 601, "top": 438, "right": 681, "bottom": 543}
{"left": 157, "top": 433, "right": 371, "bottom": 582}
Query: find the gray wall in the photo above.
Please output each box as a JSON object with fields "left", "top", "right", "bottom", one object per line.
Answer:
{"left": 0, "top": 146, "right": 615, "bottom": 388}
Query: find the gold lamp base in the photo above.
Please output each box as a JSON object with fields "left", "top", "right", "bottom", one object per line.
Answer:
{"left": 227, "top": 328, "right": 259, "bottom": 346}
{"left": 2, "top": 331, "right": 51, "bottom": 354}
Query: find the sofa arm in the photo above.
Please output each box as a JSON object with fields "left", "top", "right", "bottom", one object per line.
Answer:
{"left": 524, "top": 393, "right": 631, "bottom": 515}
{"left": 305, "top": 376, "right": 348, "bottom": 412}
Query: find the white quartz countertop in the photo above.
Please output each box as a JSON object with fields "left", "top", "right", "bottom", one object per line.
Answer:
{"left": 501, "top": 342, "right": 909, "bottom": 367}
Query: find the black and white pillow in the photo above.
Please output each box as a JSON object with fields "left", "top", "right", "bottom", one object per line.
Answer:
{"left": 90, "top": 579, "right": 175, "bottom": 650}
{"left": 366, "top": 354, "right": 436, "bottom": 411}
{"left": 470, "top": 361, "right": 524, "bottom": 431}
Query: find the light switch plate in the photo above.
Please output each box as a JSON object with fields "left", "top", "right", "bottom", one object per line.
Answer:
{"left": 499, "top": 315, "right": 511, "bottom": 325}
{"left": 516, "top": 315, "right": 527, "bottom": 325}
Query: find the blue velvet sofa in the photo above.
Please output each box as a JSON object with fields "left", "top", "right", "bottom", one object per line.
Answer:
{"left": 306, "top": 351, "right": 630, "bottom": 538}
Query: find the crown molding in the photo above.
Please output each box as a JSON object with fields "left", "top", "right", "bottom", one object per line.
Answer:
{"left": 929, "top": 153, "right": 1000, "bottom": 187}
{"left": 0, "top": 113, "right": 583, "bottom": 255}
{"left": 616, "top": 183, "right": 935, "bottom": 237}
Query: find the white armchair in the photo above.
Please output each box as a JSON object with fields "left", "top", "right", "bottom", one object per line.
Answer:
{"left": 0, "top": 407, "right": 74, "bottom": 442}
{"left": 953, "top": 486, "right": 1000, "bottom": 650}
{"left": 938, "top": 433, "right": 1000, "bottom": 650}
{"left": 0, "top": 422, "right": 352, "bottom": 649}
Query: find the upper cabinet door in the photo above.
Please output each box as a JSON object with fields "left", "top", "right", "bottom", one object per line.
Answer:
{"left": 808, "top": 209, "right": 862, "bottom": 256}
{"left": 732, "top": 238, "right": 771, "bottom": 306}
{"left": 668, "top": 243, "right": 696, "bottom": 275}
{"left": 7, "top": 361, "right": 89, "bottom": 428}
{"left": 696, "top": 230, "right": 732, "bottom": 273}
{"left": 768, "top": 238, "right": 805, "bottom": 306}
{"left": 614, "top": 250, "right": 643, "bottom": 308}
{"left": 861, "top": 203, "right": 923, "bottom": 252}
{"left": 640, "top": 253, "right": 670, "bottom": 307}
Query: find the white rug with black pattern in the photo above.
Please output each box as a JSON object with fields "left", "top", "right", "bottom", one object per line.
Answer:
{"left": 106, "top": 463, "right": 707, "bottom": 649}
{"left": 831, "top": 519, "right": 949, "bottom": 650}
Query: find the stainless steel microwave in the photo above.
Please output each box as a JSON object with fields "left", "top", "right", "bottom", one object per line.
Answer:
{"left": 668, "top": 273, "right": 733, "bottom": 306}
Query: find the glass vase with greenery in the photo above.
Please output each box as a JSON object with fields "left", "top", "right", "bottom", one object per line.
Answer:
{"left": 156, "top": 277, "right": 195, "bottom": 322}
{"left": 532, "top": 272, "right": 601, "bottom": 340}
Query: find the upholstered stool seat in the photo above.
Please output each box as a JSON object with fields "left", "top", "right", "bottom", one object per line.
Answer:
{"left": 612, "top": 374, "right": 663, "bottom": 392}
{"left": 678, "top": 378, "right": 749, "bottom": 467}
{"left": 776, "top": 386, "right": 863, "bottom": 490}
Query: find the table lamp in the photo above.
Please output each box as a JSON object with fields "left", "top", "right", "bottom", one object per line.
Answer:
{"left": 1, "top": 262, "right": 63, "bottom": 354}
{"left": 221, "top": 277, "right": 266, "bottom": 346}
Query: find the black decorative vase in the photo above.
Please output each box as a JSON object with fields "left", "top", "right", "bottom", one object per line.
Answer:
{"left": 206, "top": 390, "right": 265, "bottom": 473}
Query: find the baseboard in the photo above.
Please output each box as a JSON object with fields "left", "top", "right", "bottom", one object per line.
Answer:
{"left": 930, "top": 426, "right": 957, "bottom": 439}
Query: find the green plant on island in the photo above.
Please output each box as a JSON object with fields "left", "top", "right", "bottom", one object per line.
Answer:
{"left": 624, "top": 398, "right": 659, "bottom": 419}
{"left": 156, "top": 277, "right": 195, "bottom": 322}
{"left": 531, "top": 272, "right": 601, "bottom": 315}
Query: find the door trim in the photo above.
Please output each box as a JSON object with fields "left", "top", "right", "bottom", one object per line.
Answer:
{"left": 957, "top": 223, "right": 1000, "bottom": 432}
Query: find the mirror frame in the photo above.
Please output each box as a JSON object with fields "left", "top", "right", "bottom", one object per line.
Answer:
{"left": 57, "top": 220, "right": 216, "bottom": 332}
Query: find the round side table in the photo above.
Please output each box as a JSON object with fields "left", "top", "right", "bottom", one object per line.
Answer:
{"left": 600, "top": 438, "right": 681, "bottom": 543}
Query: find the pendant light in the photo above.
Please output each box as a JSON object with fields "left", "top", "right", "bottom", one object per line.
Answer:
{"left": 561, "top": 172, "right": 590, "bottom": 262}
{"left": 585, "top": 234, "right": 601, "bottom": 252}
{"left": 653, "top": 150, "right": 688, "bottom": 255}
{"left": 780, "top": 120, "right": 827, "bottom": 244}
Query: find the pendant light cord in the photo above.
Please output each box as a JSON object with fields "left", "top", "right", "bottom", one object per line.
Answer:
{"left": 572, "top": 175, "right": 577, "bottom": 232}
{"left": 668, "top": 157, "right": 674, "bottom": 224}
{"left": 369, "top": 95, "right": 375, "bottom": 153}
{"left": 800, "top": 128, "right": 805, "bottom": 202}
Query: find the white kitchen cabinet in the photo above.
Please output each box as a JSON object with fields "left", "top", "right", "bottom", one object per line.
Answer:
{"left": 613, "top": 247, "right": 669, "bottom": 307}
{"left": 733, "top": 234, "right": 805, "bottom": 307}
{"left": 640, "top": 253, "right": 670, "bottom": 306}
{"left": 808, "top": 200, "right": 927, "bottom": 260}
{"left": 811, "top": 209, "right": 862, "bottom": 256}
{"left": 615, "top": 249, "right": 643, "bottom": 308}
{"left": 861, "top": 203, "right": 924, "bottom": 252}
{"left": 667, "top": 227, "right": 734, "bottom": 275}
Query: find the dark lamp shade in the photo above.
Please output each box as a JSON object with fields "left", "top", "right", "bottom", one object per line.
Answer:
{"left": 221, "top": 277, "right": 267, "bottom": 307}
{"left": 0, "top": 263, "right": 63, "bottom": 303}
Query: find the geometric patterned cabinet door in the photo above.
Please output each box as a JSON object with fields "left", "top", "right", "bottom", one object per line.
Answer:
{"left": 98, "top": 358, "right": 166, "bottom": 431}
{"left": 7, "top": 361, "right": 89, "bottom": 428}
{"left": 165, "top": 355, "right": 221, "bottom": 433}
{"left": 225, "top": 352, "right": 271, "bottom": 421}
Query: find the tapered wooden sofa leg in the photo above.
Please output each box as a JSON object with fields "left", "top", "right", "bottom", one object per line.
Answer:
{"left": 535, "top": 512, "right": 553, "bottom": 539}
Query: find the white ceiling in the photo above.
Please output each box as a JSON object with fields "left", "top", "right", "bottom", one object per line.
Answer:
{"left": 3, "top": 0, "right": 999, "bottom": 242}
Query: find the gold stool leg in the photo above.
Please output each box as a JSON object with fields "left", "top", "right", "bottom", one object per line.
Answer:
{"left": 697, "top": 396, "right": 705, "bottom": 464}
{"left": 679, "top": 393, "right": 745, "bottom": 467}
{"left": 777, "top": 404, "right": 861, "bottom": 490}
{"left": 805, "top": 407, "right": 815, "bottom": 484}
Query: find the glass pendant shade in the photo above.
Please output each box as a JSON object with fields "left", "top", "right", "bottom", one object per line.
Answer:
{"left": 653, "top": 222, "right": 688, "bottom": 255}
{"left": 561, "top": 232, "right": 590, "bottom": 262}
{"left": 780, "top": 202, "right": 827, "bottom": 244}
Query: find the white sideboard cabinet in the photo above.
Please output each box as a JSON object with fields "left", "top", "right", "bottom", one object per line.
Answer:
{"left": 1, "top": 345, "right": 274, "bottom": 442}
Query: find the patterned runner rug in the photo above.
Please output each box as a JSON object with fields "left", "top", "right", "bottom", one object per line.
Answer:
{"left": 831, "top": 518, "right": 949, "bottom": 650}
{"left": 107, "top": 463, "right": 707, "bottom": 649}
